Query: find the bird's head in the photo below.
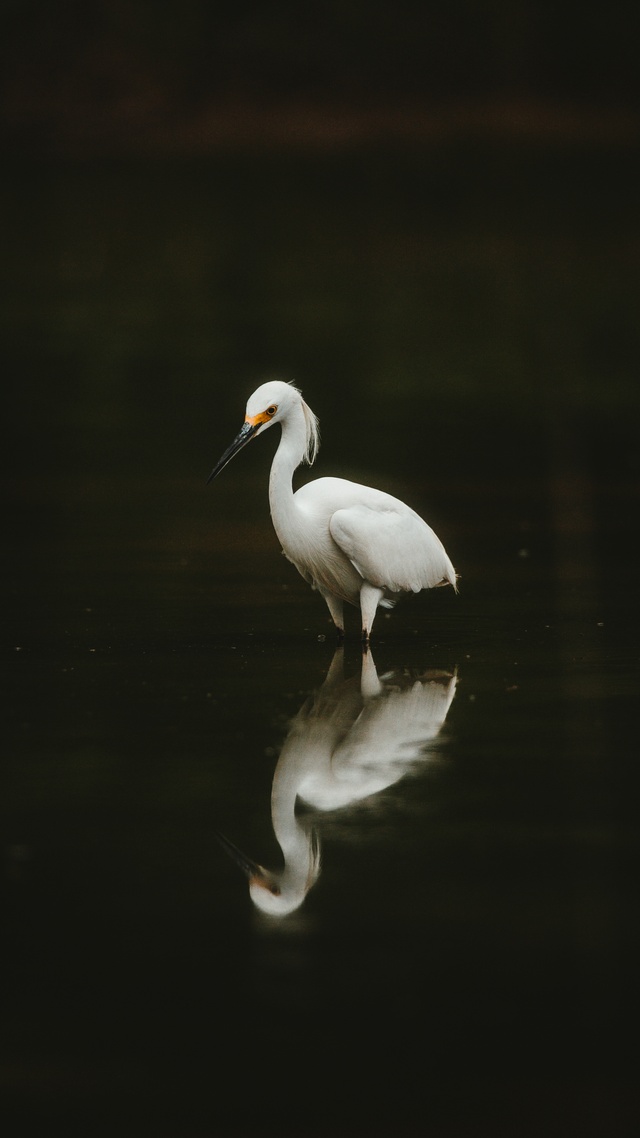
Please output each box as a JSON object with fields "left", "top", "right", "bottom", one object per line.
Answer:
{"left": 244, "top": 379, "right": 296, "bottom": 433}
{"left": 207, "top": 380, "right": 319, "bottom": 484}
{"left": 217, "top": 829, "right": 318, "bottom": 917}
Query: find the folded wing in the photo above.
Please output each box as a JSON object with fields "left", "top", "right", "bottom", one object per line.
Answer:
{"left": 330, "top": 502, "right": 456, "bottom": 594}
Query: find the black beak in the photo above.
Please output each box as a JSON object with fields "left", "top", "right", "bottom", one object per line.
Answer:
{"left": 207, "top": 421, "right": 257, "bottom": 484}
{"left": 216, "top": 831, "right": 266, "bottom": 882}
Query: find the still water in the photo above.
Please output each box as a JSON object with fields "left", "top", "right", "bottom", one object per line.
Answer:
{"left": 3, "top": 145, "right": 639, "bottom": 1136}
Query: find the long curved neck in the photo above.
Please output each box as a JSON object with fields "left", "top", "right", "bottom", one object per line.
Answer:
{"left": 268, "top": 404, "right": 307, "bottom": 540}
{"left": 269, "top": 737, "right": 319, "bottom": 897}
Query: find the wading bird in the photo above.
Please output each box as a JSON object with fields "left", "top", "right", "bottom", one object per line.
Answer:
{"left": 208, "top": 381, "right": 457, "bottom": 641}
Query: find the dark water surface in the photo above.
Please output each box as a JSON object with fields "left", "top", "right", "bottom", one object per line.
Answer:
{"left": 3, "top": 147, "right": 639, "bottom": 1136}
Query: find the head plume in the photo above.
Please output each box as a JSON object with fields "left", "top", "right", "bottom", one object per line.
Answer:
{"left": 295, "top": 385, "right": 320, "bottom": 466}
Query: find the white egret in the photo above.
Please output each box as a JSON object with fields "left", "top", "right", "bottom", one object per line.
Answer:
{"left": 218, "top": 648, "right": 458, "bottom": 916}
{"left": 208, "top": 381, "right": 457, "bottom": 640}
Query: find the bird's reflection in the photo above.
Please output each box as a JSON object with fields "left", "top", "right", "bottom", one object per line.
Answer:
{"left": 220, "top": 649, "right": 457, "bottom": 917}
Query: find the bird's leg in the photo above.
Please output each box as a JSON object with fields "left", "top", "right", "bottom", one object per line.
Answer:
{"left": 324, "top": 646, "right": 345, "bottom": 688}
{"left": 319, "top": 589, "right": 344, "bottom": 641}
{"left": 360, "top": 583, "right": 385, "bottom": 644}
{"left": 360, "top": 647, "right": 382, "bottom": 698}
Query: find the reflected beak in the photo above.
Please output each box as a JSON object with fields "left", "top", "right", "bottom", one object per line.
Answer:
{"left": 207, "top": 420, "right": 258, "bottom": 484}
{"left": 216, "top": 830, "right": 267, "bottom": 883}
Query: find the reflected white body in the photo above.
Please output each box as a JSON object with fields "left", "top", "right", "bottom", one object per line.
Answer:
{"left": 223, "top": 650, "right": 457, "bottom": 916}
{"left": 209, "top": 381, "right": 457, "bottom": 639}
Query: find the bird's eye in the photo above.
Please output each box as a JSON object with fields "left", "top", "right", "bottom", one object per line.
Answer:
{"left": 266, "top": 405, "right": 277, "bottom": 416}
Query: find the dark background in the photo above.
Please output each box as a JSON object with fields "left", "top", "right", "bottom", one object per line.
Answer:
{"left": 2, "top": 0, "right": 639, "bottom": 484}
{"left": 2, "top": 5, "right": 639, "bottom": 1138}
{"left": 3, "top": 1, "right": 640, "bottom": 138}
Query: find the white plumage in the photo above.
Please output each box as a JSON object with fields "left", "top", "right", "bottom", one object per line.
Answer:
{"left": 218, "top": 649, "right": 458, "bottom": 915}
{"left": 208, "top": 380, "right": 457, "bottom": 639}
